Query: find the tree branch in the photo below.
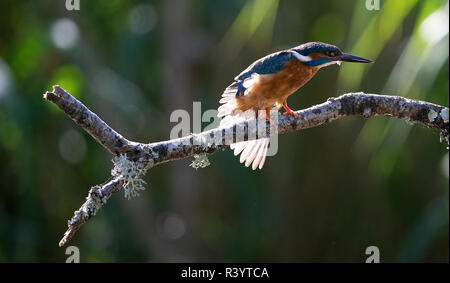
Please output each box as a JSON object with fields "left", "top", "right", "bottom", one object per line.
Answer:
{"left": 44, "top": 85, "right": 449, "bottom": 247}
{"left": 58, "top": 177, "right": 124, "bottom": 247}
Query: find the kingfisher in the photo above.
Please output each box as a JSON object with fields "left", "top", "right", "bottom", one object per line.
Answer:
{"left": 217, "top": 41, "right": 373, "bottom": 170}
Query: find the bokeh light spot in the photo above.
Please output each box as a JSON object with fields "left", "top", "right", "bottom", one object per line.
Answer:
{"left": 51, "top": 18, "right": 80, "bottom": 50}
{"left": 419, "top": 2, "right": 449, "bottom": 45}
{"left": 441, "top": 153, "right": 449, "bottom": 179}
{"left": 58, "top": 129, "right": 87, "bottom": 164}
{"left": 0, "top": 58, "right": 13, "bottom": 98}
{"left": 162, "top": 213, "right": 186, "bottom": 240}
{"left": 128, "top": 4, "right": 158, "bottom": 35}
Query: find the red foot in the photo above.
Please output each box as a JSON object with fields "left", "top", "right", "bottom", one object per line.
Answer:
{"left": 282, "top": 104, "right": 298, "bottom": 118}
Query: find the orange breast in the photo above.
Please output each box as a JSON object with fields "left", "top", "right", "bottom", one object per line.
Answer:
{"left": 235, "top": 58, "right": 319, "bottom": 112}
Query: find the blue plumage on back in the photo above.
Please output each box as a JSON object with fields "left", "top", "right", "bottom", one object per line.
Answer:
{"left": 235, "top": 51, "right": 292, "bottom": 81}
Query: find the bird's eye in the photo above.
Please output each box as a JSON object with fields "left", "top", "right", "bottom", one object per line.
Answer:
{"left": 328, "top": 51, "right": 336, "bottom": 57}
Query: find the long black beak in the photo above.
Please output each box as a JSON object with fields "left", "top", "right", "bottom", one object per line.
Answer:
{"left": 337, "top": 53, "right": 373, "bottom": 63}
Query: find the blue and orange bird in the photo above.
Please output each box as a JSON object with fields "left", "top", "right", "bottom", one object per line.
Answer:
{"left": 218, "top": 42, "right": 373, "bottom": 170}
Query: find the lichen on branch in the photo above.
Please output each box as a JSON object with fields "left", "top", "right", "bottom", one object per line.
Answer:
{"left": 111, "top": 154, "right": 149, "bottom": 200}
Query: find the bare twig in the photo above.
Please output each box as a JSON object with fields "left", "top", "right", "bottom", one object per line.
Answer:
{"left": 43, "top": 85, "right": 449, "bottom": 246}
{"left": 44, "top": 86, "right": 138, "bottom": 155}
{"left": 58, "top": 177, "right": 124, "bottom": 247}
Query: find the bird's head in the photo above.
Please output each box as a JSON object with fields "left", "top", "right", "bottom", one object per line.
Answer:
{"left": 291, "top": 42, "right": 373, "bottom": 68}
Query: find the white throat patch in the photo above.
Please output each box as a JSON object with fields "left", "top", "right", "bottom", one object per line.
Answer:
{"left": 291, "top": 50, "right": 312, "bottom": 62}
{"left": 319, "top": 60, "right": 342, "bottom": 68}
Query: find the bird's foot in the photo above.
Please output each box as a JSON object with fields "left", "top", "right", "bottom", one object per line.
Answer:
{"left": 282, "top": 107, "right": 298, "bottom": 118}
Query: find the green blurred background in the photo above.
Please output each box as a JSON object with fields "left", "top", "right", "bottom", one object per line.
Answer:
{"left": 0, "top": 0, "right": 448, "bottom": 262}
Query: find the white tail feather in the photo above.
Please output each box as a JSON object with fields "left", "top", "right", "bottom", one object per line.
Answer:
{"left": 218, "top": 83, "right": 269, "bottom": 170}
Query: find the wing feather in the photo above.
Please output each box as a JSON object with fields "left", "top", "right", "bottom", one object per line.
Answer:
{"left": 218, "top": 83, "right": 270, "bottom": 170}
